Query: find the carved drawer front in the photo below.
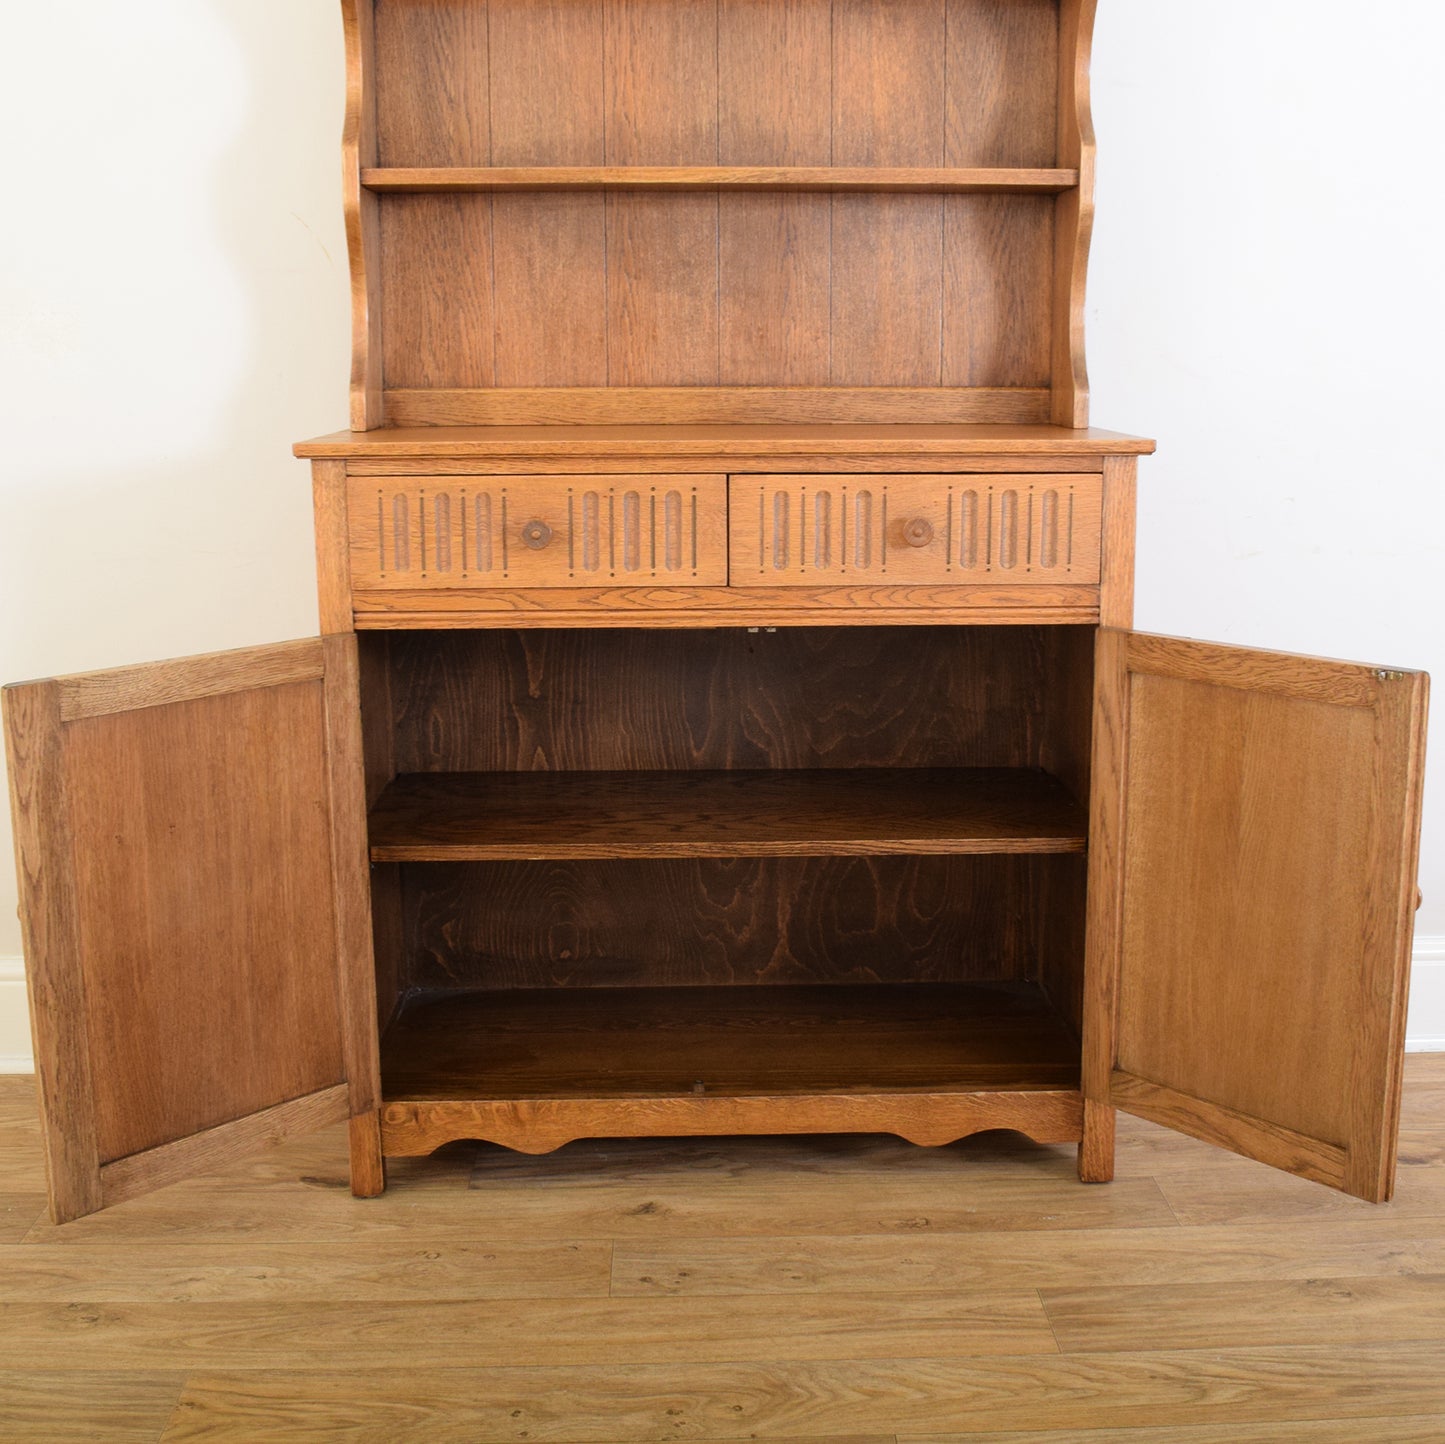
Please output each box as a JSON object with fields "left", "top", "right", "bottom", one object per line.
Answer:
{"left": 349, "top": 475, "right": 728, "bottom": 590}
{"left": 728, "top": 475, "right": 1103, "bottom": 587}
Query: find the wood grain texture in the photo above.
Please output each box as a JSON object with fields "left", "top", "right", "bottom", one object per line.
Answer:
{"left": 52, "top": 638, "right": 324, "bottom": 722}
{"left": 832, "top": 0, "right": 945, "bottom": 167}
{"left": 342, "top": 0, "right": 382, "bottom": 429}
{"left": 65, "top": 681, "right": 346, "bottom": 1165}
{"left": 369, "top": 767, "right": 1087, "bottom": 861}
{"left": 0, "top": 1198, "right": 46, "bottom": 1246}
{"left": 383, "top": 1092, "right": 1085, "bottom": 1158}
{"left": 310, "top": 461, "right": 354, "bottom": 634}
{"left": 343, "top": 0, "right": 1108, "bottom": 429}
{"left": 0, "top": 1236, "right": 614, "bottom": 1303}
{"left": 159, "top": 1343, "right": 1445, "bottom": 1438}
{"left": 718, "top": 195, "right": 831, "bottom": 385}
{"left": 1080, "top": 626, "right": 1127, "bottom": 1119}
{"left": 915, "top": 1424, "right": 1445, "bottom": 1444}
{"left": 379, "top": 982, "right": 1081, "bottom": 1099}
{"left": 357, "top": 637, "right": 404, "bottom": 1040}
{"left": 383, "top": 387, "right": 1052, "bottom": 425}
{"left": 321, "top": 635, "right": 381, "bottom": 1118}
{"left": 485, "top": 0, "right": 609, "bottom": 389}
{"left": 945, "top": 0, "right": 1059, "bottom": 167}
{"left": 1052, "top": 0, "right": 1097, "bottom": 426}
{"left": 0, "top": 1372, "right": 184, "bottom": 1442}
{"left": 7, "top": 1063, "right": 1445, "bottom": 1434}
{"left": 718, "top": 0, "right": 833, "bottom": 166}
{"left": 348, "top": 1112, "right": 385, "bottom": 1199}
{"left": 2, "top": 681, "right": 103, "bottom": 1222}
{"left": 377, "top": 625, "right": 1091, "bottom": 774}
{"left": 1098, "top": 454, "right": 1137, "bottom": 627}
{"left": 1077, "top": 1096, "right": 1115, "bottom": 1184}
{"left": 487, "top": 0, "right": 604, "bottom": 167}
{"left": 100, "top": 1088, "right": 350, "bottom": 1211}
{"left": 1109, "top": 1072, "right": 1347, "bottom": 1191}
{"left": 400, "top": 854, "right": 1076, "bottom": 992}
{"left": 605, "top": 193, "right": 720, "bottom": 385}
{"left": 491, "top": 194, "right": 608, "bottom": 386}
{"left": 348, "top": 454, "right": 1103, "bottom": 477}
{"left": 1100, "top": 632, "right": 1428, "bottom": 1202}
{"left": 379, "top": 195, "right": 494, "bottom": 389}
{"left": 730, "top": 474, "right": 1102, "bottom": 587}
{"left": 1350, "top": 662, "right": 1430, "bottom": 1201}
{"left": 373, "top": 0, "right": 490, "bottom": 166}
{"left": 943, "top": 196, "right": 1054, "bottom": 387}
{"left": 350, "top": 586, "right": 1101, "bottom": 630}
{"left": 4, "top": 642, "right": 368, "bottom": 1221}
{"left": 612, "top": 1209, "right": 1445, "bottom": 1299}
{"left": 294, "top": 425, "right": 1155, "bottom": 458}
{"left": 604, "top": 0, "right": 718, "bottom": 165}
{"left": 830, "top": 195, "right": 944, "bottom": 385}
{"left": 348, "top": 474, "right": 727, "bottom": 590}
{"left": 363, "top": 165, "right": 1080, "bottom": 193}
{"left": 0, "top": 1293, "right": 1059, "bottom": 1372}
{"left": 1042, "top": 1272, "right": 1445, "bottom": 1354}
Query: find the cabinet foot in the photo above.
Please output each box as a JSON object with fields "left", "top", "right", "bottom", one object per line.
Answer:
{"left": 349, "top": 1111, "right": 386, "bottom": 1197}
{"left": 1078, "top": 1099, "right": 1116, "bottom": 1183}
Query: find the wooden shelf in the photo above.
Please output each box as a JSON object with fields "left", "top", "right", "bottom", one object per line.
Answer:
{"left": 295, "top": 425, "right": 1157, "bottom": 460}
{"left": 380, "top": 982, "right": 1083, "bottom": 1101}
{"left": 367, "top": 768, "right": 1088, "bottom": 862}
{"left": 361, "top": 166, "right": 1080, "bottom": 195}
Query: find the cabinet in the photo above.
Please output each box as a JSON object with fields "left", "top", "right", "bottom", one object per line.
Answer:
{"left": 3, "top": 0, "right": 1429, "bottom": 1224}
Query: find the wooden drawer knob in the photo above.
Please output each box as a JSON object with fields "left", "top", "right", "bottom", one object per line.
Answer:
{"left": 521, "top": 519, "right": 554, "bottom": 551}
{"left": 902, "top": 517, "right": 934, "bottom": 548}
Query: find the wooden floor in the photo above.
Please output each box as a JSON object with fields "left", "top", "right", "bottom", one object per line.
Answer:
{"left": 3, "top": 1060, "right": 1445, "bottom": 1440}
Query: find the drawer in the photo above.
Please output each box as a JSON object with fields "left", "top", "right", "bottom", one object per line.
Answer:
{"left": 728, "top": 475, "right": 1103, "bottom": 587}
{"left": 349, "top": 475, "right": 728, "bottom": 589}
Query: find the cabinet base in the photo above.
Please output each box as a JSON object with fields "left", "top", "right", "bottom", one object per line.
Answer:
{"left": 362, "top": 1090, "right": 1086, "bottom": 1174}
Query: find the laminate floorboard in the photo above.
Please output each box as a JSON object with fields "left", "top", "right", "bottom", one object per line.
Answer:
{"left": 0, "top": 1371, "right": 185, "bottom": 1441}
{"left": 0, "top": 1060, "right": 1441, "bottom": 1440}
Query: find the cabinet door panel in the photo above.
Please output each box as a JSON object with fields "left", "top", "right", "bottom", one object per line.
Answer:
{"left": 1087, "top": 630, "right": 1428, "bottom": 1202}
{"left": 3, "top": 637, "right": 377, "bottom": 1222}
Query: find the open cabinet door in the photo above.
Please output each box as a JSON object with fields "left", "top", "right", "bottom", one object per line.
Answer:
{"left": 3, "top": 637, "right": 378, "bottom": 1222}
{"left": 1086, "top": 630, "right": 1428, "bottom": 1202}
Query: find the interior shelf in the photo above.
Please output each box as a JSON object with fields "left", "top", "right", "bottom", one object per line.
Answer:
{"left": 367, "top": 767, "right": 1088, "bottom": 862}
{"left": 360, "top": 166, "right": 1081, "bottom": 194}
{"left": 380, "top": 982, "right": 1082, "bottom": 1101}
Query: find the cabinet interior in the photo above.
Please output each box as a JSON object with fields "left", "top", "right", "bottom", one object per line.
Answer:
{"left": 359, "top": 624, "right": 1095, "bottom": 1104}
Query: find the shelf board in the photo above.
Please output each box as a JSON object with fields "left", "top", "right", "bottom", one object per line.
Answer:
{"left": 381, "top": 982, "right": 1082, "bottom": 1101}
{"left": 361, "top": 166, "right": 1079, "bottom": 195}
{"left": 294, "top": 424, "right": 1157, "bottom": 460}
{"left": 368, "top": 767, "right": 1088, "bottom": 862}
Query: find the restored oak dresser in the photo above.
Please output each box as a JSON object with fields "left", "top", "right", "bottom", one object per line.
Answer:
{"left": 4, "top": 1, "right": 1429, "bottom": 1223}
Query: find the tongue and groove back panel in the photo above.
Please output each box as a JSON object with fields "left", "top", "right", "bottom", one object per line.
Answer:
{"left": 349, "top": 0, "right": 1092, "bottom": 426}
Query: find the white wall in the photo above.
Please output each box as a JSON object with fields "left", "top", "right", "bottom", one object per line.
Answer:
{"left": 0, "top": 2, "right": 1442, "bottom": 1063}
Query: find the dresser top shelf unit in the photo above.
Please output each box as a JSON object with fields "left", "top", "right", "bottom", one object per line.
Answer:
{"left": 346, "top": 0, "right": 1101, "bottom": 430}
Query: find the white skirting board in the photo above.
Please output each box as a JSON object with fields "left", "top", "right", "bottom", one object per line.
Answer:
{"left": 0, "top": 956, "right": 33, "bottom": 1074}
{"left": 2, "top": 945, "right": 1445, "bottom": 1074}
